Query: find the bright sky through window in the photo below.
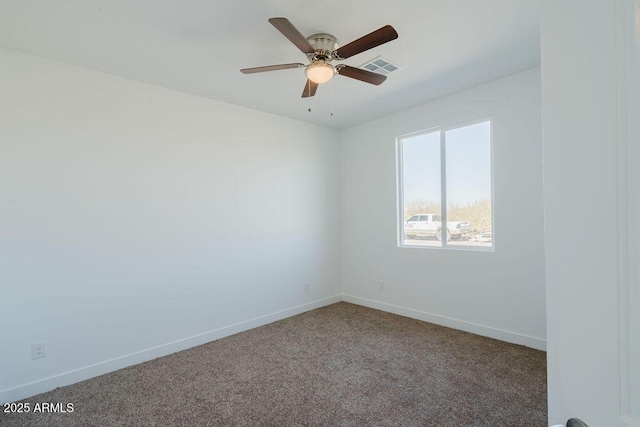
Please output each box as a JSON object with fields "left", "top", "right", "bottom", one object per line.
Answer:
{"left": 398, "top": 120, "right": 493, "bottom": 249}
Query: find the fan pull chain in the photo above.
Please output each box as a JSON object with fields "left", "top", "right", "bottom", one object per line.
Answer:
{"left": 330, "top": 78, "right": 334, "bottom": 117}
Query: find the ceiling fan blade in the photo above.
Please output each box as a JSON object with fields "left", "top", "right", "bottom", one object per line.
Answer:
{"left": 337, "top": 65, "right": 387, "bottom": 85}
{"left": 301, "top": 79, "right": 319, "bottom": 98}
{"left": 334, "top": 25, "right": 398, "bottom": 59}
{"left": 240, "top": 63, "right": 305, "bottom": 74}
{"left": 268, "top": 17, "right": 315, "bottom": 55}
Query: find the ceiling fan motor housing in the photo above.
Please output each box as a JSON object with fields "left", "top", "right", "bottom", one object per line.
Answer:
{"left": 306, "top": 33, "right": 339, "bottom": 60}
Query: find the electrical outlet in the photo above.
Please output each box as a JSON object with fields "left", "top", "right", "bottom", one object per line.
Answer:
{"left": 378, "top": 282, "right": 385, "bottom": 291}
{"left": 304, "top": 283, "right": 310, "bottom": 293}
{"left": 32, "top": 342, "right": 46, "bottom": 359}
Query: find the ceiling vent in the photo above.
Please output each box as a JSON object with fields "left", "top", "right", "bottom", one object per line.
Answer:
{"left": 359, "top": 56, "right": 402, "bottom": 75}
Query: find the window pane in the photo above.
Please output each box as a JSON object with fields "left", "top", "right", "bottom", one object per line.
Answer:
{"left": 445, "top": 121, "right": 492, "bottom": 247}
{"left": 401, "top": 131, "right": 441, "bottom": 247}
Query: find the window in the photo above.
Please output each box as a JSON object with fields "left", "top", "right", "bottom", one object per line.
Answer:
{"left": 397, "top": 119, "right": 493, "bottom": 249}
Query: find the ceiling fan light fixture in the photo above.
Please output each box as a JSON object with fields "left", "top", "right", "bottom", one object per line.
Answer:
{"left": 306, "top": 63, "right": 335, "bottom": 84}
{"left": 241, "top": 18, "right": 399, "bottom": 98}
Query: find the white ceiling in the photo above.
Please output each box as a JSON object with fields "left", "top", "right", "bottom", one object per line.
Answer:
{"left": 0, "top": 0, "right": 540, "bottom": 129}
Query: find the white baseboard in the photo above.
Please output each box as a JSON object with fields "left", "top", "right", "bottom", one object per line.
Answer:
{"left": 0, "top": 295, "right": 342, "bottom": 404}
{"left": 342, "top": 294, "right": 547, "bottom": 351}
{"left": 2, "top": 293, "right": 546, "bottom": 404}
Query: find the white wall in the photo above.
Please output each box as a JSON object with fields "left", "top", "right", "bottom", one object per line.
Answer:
{"left": 0, "top": 49, "right": 342, "bottom": 403}
{"left": 541, "top": 0, "right": 639, "bottom": 425}
{"left": 0, "top": 48, "right": 548, "bottom": 406}
{"left": 341, "top": 69, "right": 546, "bottom": 350}
{"left": 629, "top": 0, "right": 640, "bottom": 418}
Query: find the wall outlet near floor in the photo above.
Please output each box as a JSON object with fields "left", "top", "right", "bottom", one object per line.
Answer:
{"left": 32, "top": 342, "right": 46, "bottom": 359}
{"left": 304, "top": 283, "right": 310, "bottom": 293}
{"left": 378, "top": 282, "right": 385, "bottom": 291}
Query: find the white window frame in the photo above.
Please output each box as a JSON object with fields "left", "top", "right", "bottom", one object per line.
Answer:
{"left": 396, "top": 117, "right": 495, "bottom": 252}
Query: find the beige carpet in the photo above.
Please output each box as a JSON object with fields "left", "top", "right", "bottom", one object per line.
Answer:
{"left": 0, "top": 302, "right": 547, "bottom": 426}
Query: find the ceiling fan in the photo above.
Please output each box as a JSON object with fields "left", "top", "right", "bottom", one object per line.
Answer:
{"left": 240, "top": 18, "right": 398, "bottom": 98}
